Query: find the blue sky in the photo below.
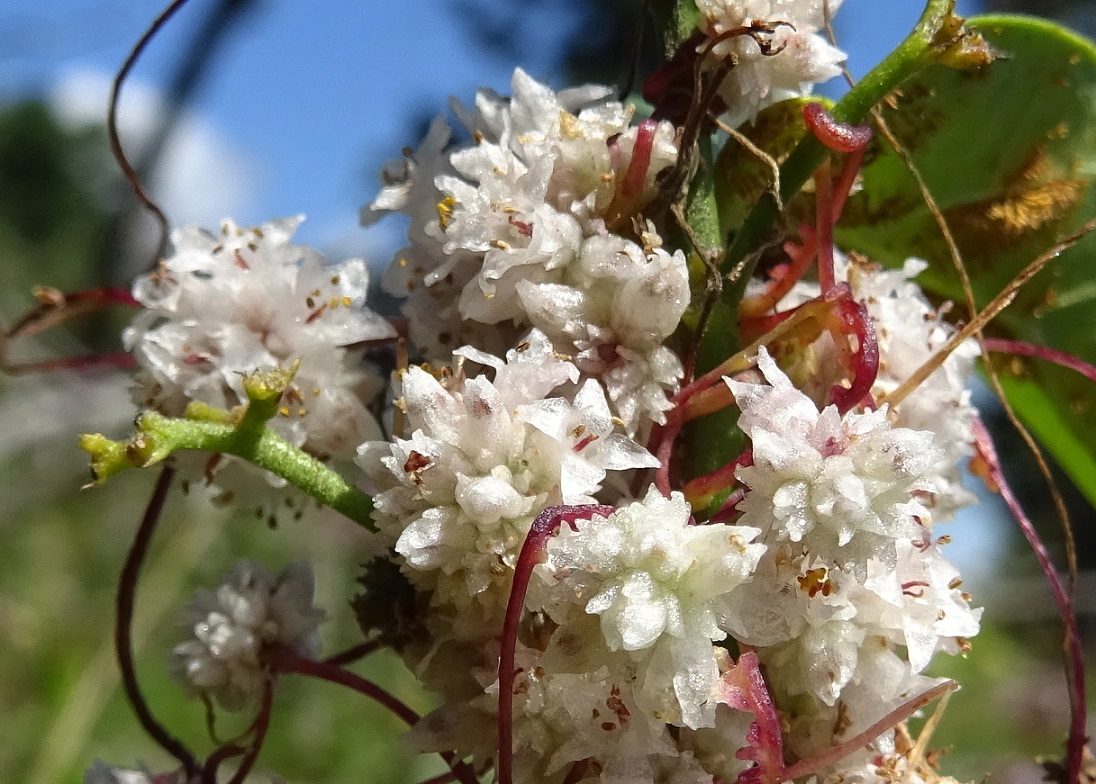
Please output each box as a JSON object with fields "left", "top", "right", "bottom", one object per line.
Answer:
{"left": 1, "top": 0, "right": 981, "bottom": 250}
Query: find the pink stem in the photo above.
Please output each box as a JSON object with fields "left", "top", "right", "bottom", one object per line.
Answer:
{"left": 621, "top": 120, "right": 657, "bottom": 204}
{"left": 717, "top": 652, "right": 783, "bottom": 784}
{"left": 225, "top": 680, "right": 274, "bottom": 784}
{"left": 831, "top": 146, "right": 867, "bottom": 219}
{"left": 739, "top": 228, "right": 818, "bottom": 322}
{"left": 983, "top": 337, "right": 1096, "bottom": 386}
{"left": 683, "top": 449, "right": 753, "bottom": 510}
{"left": 323, "top": 638, "right": 383, "bottom": 667}
{"left": 826, "top": 290, "right": 879, "bottom": 413}
{"left": 972, "top": 417, "right": 1087, "bottom": 784}
{"left": 271, "top": 647, "right": 419, "bottom": 725}
{"left": 497, "top": 504, "right": 615, "bottom": 784}
{"left": 603, "top": 119, "right": 657, "bottom": 226}
{"left": 647, "top": 413, "right": 685, "bottom": 496}
{"left": 271, "top": 649, "right": 481, "bottom": 784}
{"left": 562, "top": 760, "right": 590, "bottom": 784}
{"left": 706, "top": 487, "right": 747, "bottom": 525}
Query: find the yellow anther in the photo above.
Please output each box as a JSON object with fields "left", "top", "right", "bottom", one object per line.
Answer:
{"left": 437, "top": 196, "right": 457, "bottom": 230}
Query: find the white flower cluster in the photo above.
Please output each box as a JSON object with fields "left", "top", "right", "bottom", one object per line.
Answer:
{"left": 350, "top": 74, "right": 981, "bottom": 784}
{"left": 696, "top": 0, "right": 847, "bottom": 126}
{"left": 358, "top": 331, "right": 659, "bottom": 639}
{"left": 365, "top": 69, "right": 688, "bottom": 434}
{"left": 118, "top": 67, "right": 983, "bottom": 784}
{"left": 775, "top": 254, "right": 980, "bottom": 520}
{"left": 725, "top": 350, "right": 980, "bottom": 765}
{"left": 172, "top": 560, "right": 325, "bottom": 711}
{"left": 125, "top": 216, "right": 395, "bottom": 508}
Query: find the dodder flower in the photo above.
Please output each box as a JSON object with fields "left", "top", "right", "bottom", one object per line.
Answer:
{"left": 729, "top": 348, "right": 938, "bottom": 574}
{"left": 365, "top": 69, "right": 688, "bottom": 432}
{"left": 172, "top": 560, "right": 325, "bottom": 711}
{"left": 696, "top": 0, "right": 847, "bottom": 126}
{"left": 534, "top": 488, "right": 765, "bottom": 728}
{"left": 126, "top": 216, "right": 394, "bottom": 464}
{"left": 358, "top": 331, "right": 659, "bottom": 635}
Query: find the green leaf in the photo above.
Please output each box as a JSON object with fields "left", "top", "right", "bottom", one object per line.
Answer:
{"left": 834, "top": 15, "right": 1096, "bottom": 506}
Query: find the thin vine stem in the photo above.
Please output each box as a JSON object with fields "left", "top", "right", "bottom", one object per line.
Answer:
{"left": 225, "top": 680, "right": 274, "bottom": 784}
{"left": 270, "top": 648, "right": 479, "bottom": 784}
{"left": 108, "top": 0, "right": 192, "bottom": 260}
{"left": 115, "top": 466, "right": 200, "bottom": 777}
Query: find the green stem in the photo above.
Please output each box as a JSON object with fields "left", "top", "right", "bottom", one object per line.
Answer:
{"left": 79, "top": 365, "right": 375, "bottom": 529}
{"left": 718, "top": 0, "right": 978, "bottom": 319}
{"left": 149, "top": 414, "right": 374, "bottom": 527}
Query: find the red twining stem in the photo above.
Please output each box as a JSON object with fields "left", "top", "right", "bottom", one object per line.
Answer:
{"left": 803, "top": 102, "right": 873, "bottom": 154}
{"left": 815, "top": 158, "right": 836, "bottom": 293}
{"left": 972, "top": 418, "right": 1087, "bottom": 784}
{"left": 497, "top": 504, "right": 615, "bottom": 784}
{"left": 983, "top": 337, "right": 1096, "bottom": 387}
{"left": 826, "top": 288, "right": 879, "bottom": 413}
{"left": 603, "top": 119, "right": 658, "bottom": 227}
{"left": 271, "top": 648, "right": 479, "bottom": 784}
{"left": 683, "top": 448, "right": 753, "bottom": 510}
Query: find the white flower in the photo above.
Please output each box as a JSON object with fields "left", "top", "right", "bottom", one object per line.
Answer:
{"left": 357, "top": 331, "right": 658, "bottom": 633}
{"left": 408, "top": 633, "right": 679, "bottom": 782}
{"left": 518, "top": 237, "right": 690, "bottom": 432}
{"left": 729, "top": 347, "right": 940, "bottom": 576}
{"left": 364, "top": 69, "right": 685, "bottom": 432}
{"left": 532, "top": 488, "right": 765, "bottom": 728}
{"left": 172, "top": 560, "right": 325, "bottom": 711}
{"left": 763, "top": 255, "right": 978, "bottom": 519}
{"left": 696, "top": 0, "right": 846, "bottom": 126}
{"left": 850, "top": 258, "right": 978, "bottom": 520}
{"left": 126, "top": 216, "right": 394, "bottom": 463}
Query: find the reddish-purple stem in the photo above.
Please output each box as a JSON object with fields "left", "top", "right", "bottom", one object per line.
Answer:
{"left": 271, "top": 648, "right": 480, "bottom": 784}
{"left": 815, "top": 159, "right": 837, "bottom": 293}
{"left": 603, "top": 120, "right": 657, "bottom": 227}
{"left": 225, "top": 680, "right": 274, "bottom": 784}
{"left": 707, "top": 487, "right": 747, "bottom": 525}
{"left": 562, "top": 760, "right": 590, "bottom": 784}
{"left": 983, "top": 337, "right": 1096, "bottom": 387}
{"left": 497, "top": 504, "right": 615, "bottom": 784}
{"left": 683, "top": 449, "right": 753, "bottom": 509}
{"left": 108, "top": 0, "right": 189, "bottom": 258}
{"left": 271, "top": 646, "right": 419, "bottom": 725}
{"left": 715, "top": 652, "right": 783, "bottom": 784}
{"left": 826, "top": 291, "right": 879, "bottom": 413}
{"left": 116, "top": 466, "right": 200, "bottom": 778}
{"left": 652, "top": 416, "right": 681, "bottom": 496}
{"left": 202, "top": 742, "right": 245, "bottom": 782}
{"left": 3, "top": 287, "right": 142, "bottom": 374}
{"left": 972, "top": 417, "right": 1087, "bottom": 784}
{"left": 831, "top": 146, "right": 868, "bottom": 219}
{"left": 803, "top": 102, "right": 873, "bottom": 154}
{"left": 621, "top": 120, "right": 657, "bottom": 204}
{"left": 323, "top": 638, "right": 383, "bottom": 667}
